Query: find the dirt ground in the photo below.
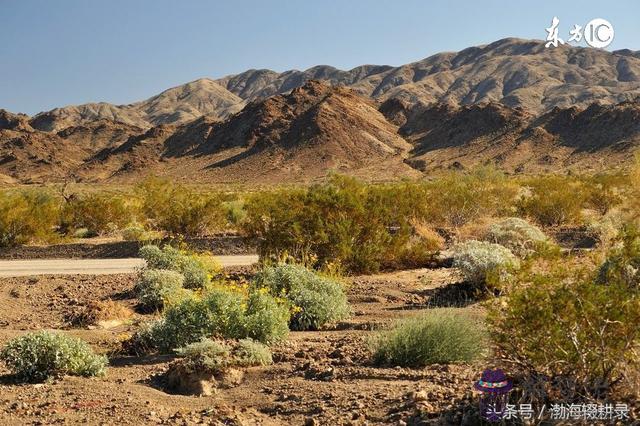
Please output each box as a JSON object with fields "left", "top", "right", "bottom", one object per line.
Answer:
{"left": 0, "top": 267, "right": 491, "bottom": 425}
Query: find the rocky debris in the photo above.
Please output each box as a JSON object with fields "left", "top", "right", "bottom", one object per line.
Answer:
{"left": 164, "top": 363, "right": 245, "bottom": 396}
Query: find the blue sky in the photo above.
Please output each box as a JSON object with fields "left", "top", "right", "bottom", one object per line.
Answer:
{"left": 1, "top": 0, "right": 639, "bottom": 115}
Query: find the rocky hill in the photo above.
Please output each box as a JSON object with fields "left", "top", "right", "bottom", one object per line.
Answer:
{"left": 23, "top": 38, "right": 640, "bottom": 133}
{"left": 77, "top": 80, "right": 419, "bottom": 183}
{"left": 2, "top": 38, "right": 640, "bottom": 184}
{"left": 29, "top": 79, "right": 244, "bottom": 132}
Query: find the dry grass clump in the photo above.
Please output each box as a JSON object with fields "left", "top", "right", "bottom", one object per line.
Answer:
{"left": 68, "top": 300, "right": 134, "bottom": 327}
{"left": 371, "top": 310, "right": 487, "bottom": 367}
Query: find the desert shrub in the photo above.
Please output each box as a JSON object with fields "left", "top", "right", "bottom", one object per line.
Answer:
{"left": 136, "top": 176, "right": 225, "bottom": 237}
{"left": 124, "top": 320, "right": 162, "bottom": 356}
{"left": 223, "top": 199, "right": 247, "bottom": 227}
{"left": 139, "top": 244, "right": 181, "bottom": 269}
{"left": 62, "top": 192, "right": 133, "bottom": 235}
{"left": 485, "top": 217, "right": 552, "bottom": 258}
{"left": 583, "top": 174, "right": 624, "bottom": 215}
{"left": 488, "top": 257, "right": 640, "bottom": 400}
{"left": 243, "top": 290, "right": 292, "bottom": 342}
{"left": 139, "top": 245, "right": 214, "bottom": 289}
{"left": 233, "top": 338, "right": 273, "bottom": 366}
{"left": 452, "top": 240, "right": 520, "bottom": 288}
{"left": 243, "top": 175, "right": 433, "bottom": 274}
{"left": 252, "top": 264, "right": 349, "bottom": 330}
{"left": 420, "top": 167, "right": 518, "bottom": 228}
{"left": 134, "top": 269, "right": 191, "bottom": 311}
{"left": 585, "top": 210, "right": 625, "bottom": 248}
{"left": 0, "top": 189, "right": 61, "bottom": 247}
{"left": 371, "top": 310, "right": 487, "bottom": 367}
{"left": 72, "top": 227, "right": 94, "bottom": 238}
{"left": 175, "top": 338, "right": 230, "bottom": 372}
{"left": 0, "top": 331, "right": 107, "bottom": 382}
{"left": 391, "top": 220, "right": 445, "bottom": 268}
{"left": 517, "top": 175, "right": 587, "bottom": 226}
{"left": 596, "top": 225, "right": 640, "bottom": 288}
{"left": 140, "top": 287, "right": 289, "bottom": 352}
{"left": 121, "top": 223, "right": 162, "bottom": 242}
{"left": 175, "top": 338, "right": 272, "bottom": 374}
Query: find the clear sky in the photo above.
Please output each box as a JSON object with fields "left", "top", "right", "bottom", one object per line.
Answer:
{"left": 1, "top": 0, "right": 639, "bottom": 115}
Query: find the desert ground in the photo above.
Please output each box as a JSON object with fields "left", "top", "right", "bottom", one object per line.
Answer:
{"left": 0, "top": 260, "right": 485, "bottom": 426}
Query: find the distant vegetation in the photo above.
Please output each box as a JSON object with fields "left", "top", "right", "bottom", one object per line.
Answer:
{"left": 0, "top": 165, "right": 637, "bottom": 277}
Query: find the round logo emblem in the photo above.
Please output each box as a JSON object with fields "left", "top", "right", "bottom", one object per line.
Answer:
{"left": 584, "top": 18, "right": 614, "bottom": 48}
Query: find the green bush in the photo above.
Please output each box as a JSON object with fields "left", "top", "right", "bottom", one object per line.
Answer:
{"left": 371, "top": 310, "right": 487, "bottom": 366}
{"left": 0, "top": 331, "right": 107, "bottom": 382}
{"left": 62, "top": 192, "right": 133, "bottom": 235}
{"left": 0, "top": 189, "right": 61, "bottom": 247}
{"left": 596, "top": 226, "right": 640, "bottom": 288}
{"left": 121, "top": 223, "right": 162, "bottom": 242}
{"left": 175, "top": 338, "right": 272, "bottom": 374}
{"left": 452, "top": 240, "right": 520, "bottom": 287}
{"left": 420, "top": 167, "right": 518, "bottom": 228}
{"left": 139, "top": 245, "right": 211, "bottom": 289}
{"left": 134, "top": 269, "right": 191, "bottom": 311}
{"left": 252, "top": 264, "right": 349, "bottom": 330}
{"left": 485, "top": 217, "right": 552, "bottom": 258}
{"left": 233, "top": 338, "right": 273, "bottom": 366}
{"left": 517, "top": 176, "right": 587, "bottom": 226}
{"left": 488, "top": 255, "right": 640, "bottom": 399}
{"left": 139, "top": 287, "right": 290, "bottom": 353}
{"left": 243, "top": 175, "right": 426, "bottom": 274}
{"left": 223, "top": 199, "right": 247, "bottom": 226}
{"left": 136, "top": 176, "right": 225, "bottom": 237}
{"left": 243, "top": 290, "right": 291, "bottom": 342}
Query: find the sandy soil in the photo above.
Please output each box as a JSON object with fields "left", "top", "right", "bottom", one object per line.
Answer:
{"left": 0, "top": 267, "right": 489, "bottom": 425}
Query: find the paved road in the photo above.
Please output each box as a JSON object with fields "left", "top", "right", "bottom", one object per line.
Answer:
{"left": 0, "top": 255, "right": 259, "bottom": 277}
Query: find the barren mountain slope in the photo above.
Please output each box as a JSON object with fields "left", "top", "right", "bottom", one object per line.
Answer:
{"left": 134, "top": 78, "right": 244, "bottom": 126}
{"left": 30, "top": 103, "right": 148, "bottom": 132}
{"left": 26, "top": 38, "right": 640, "bottom": 132}
{"left": 0, "top": 116, "right": 144, "bottom": 183}
{"left": 216, "top": 38, "right": 640, "bottom": 114}
{"left": 29, "top": 79, "right": 243, "bottom": 132}
{"left": 391, "top": 100, "right": 640, "bottom": 173}
{"left": 84, "top": 80, "right": 420, "bottom": 183}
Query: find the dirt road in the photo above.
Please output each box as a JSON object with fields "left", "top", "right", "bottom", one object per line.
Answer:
{"left": 0, "top": 255, "right": 259, "bottom": 277}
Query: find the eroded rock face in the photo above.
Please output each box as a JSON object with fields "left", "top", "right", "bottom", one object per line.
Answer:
{"left": 164, "top": 363, "right": 245, "bottom": 396}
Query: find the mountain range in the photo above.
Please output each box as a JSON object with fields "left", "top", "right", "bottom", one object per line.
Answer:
{"left": 2, "top": 37, "right": 640, "bottom": 184}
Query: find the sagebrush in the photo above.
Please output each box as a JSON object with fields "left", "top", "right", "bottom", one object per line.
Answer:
{"left": 0, "top": 331, "right": 107, "bottom": 382}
